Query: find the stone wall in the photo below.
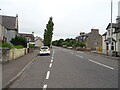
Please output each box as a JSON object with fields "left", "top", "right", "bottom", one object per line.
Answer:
{"left": 9, "top": 48, "right": 28, "bottom": 61}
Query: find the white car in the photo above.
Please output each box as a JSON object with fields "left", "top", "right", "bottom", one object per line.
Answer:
{"left": 40, "top": 46, "right": 50, "bottom": 55}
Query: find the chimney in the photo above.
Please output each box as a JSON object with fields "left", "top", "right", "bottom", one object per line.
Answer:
{"left": 15, "top": 14, "right": 18, "bottom": 32}
{"left": 80, "top": 32, "right": 85, "bottom": 35}
{"left": 91, "top": 29, "right": 99, "bottom": 34}
{"left": 32, "top": 32, "right": 34, "bottom": 36}
{"left": 118, "top": 1, "right": 120, "bottom": 16}
{"left": 116, "top": 1, "right": 120, "bottom": 24}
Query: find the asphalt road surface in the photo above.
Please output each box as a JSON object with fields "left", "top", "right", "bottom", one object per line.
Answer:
{"left": 9, "top": 46, "right": 118, "bottom": 88}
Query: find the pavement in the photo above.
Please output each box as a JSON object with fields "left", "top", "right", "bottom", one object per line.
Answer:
{"left": 7, "top": 46, "right": 118, "bottom": 89}
{"left": 69, "top": 48, "right": 120, "bottom": 60}
{"left": 89, "top": 51, "right": 120, "bottom": 60}
{"left": 2, "top": 50, "right": 39, "bottom": 89}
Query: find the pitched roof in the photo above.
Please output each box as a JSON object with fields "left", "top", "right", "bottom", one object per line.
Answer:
{"left": 102, "top": 32, "right": 107, "bottom": 36}
{"left": 0, "top": 15, "right": 17, "bottom": 30}
{"left": 18, "top": 33, "right": 34, "bottom": 41}
{"left": 19, "top": 33, "right": 34, "bottom": 37}
{"left": 106, "top": 23, "right": 118, "bottom": 30}
{"left": 114, "top": 29, "right": 120, "bottom": 33}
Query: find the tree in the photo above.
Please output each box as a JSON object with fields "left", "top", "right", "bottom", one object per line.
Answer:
{"left": 10, "top": 36, "right": 27, "bottom": 47}
{"left": 44, "top": 17, "right": 54, "bottom": 47}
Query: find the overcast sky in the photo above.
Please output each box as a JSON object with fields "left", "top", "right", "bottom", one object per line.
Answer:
{"left": 0, "top": 0, "right": 119, "bottom": 40}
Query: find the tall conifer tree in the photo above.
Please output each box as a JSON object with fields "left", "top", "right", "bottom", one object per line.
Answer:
{"left": 43, "top": 17, "right": 54, "bottom": 47}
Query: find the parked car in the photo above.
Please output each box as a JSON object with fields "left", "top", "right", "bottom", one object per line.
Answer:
{"left": 67, "top": 46, "right": 73, "bottom": 49}
{"left": 39, "top": 46, "right": 50, "bottom": 55}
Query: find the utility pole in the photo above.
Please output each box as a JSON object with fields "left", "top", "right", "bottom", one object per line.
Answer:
{"left": 109, "top": 0, "right": 113, "bottom": 56}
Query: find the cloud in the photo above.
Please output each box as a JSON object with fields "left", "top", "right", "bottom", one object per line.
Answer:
{"left": 0, "top": 0, "right": 119, "bottom": 40}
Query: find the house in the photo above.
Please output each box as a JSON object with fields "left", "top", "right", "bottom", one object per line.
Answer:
{"left": 19, "top": 32, "right": 34, "bottom": 42}
{"left": 34, "top": 36, "right": 43, "bottom": 48}
{"left": 0, "top": 23, "right": 7, "bottom": 43}
{"left": 75, "top": 32, "right": 88, "bottom": 43}
{"left": 102, "top": 23, "right": 120, "bottom": 56}
{"left": 0, "top": 15, "right": 18, "bottom": 43}
{"left": 102, "top": 1, "right": 120, "bottom": 56}
{"left": 19, "top": 32, "right": 35, "bottom": 43}
{"left": 75, "top": 29, "right": 102, "bottom": 50}
{"left": 86, "top": 29, "right": 102, "bottom": 50}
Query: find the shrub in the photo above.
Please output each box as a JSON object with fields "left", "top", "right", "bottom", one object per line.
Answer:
{"left": 29, "top": 44, "right": 35, "bottom": 48}
{"left": 15, "top": 45, "right": 24, "bottom": 49}
{"left": 2, "top": 42, "right": 12, "bottom": 48}
{"left": 10, "top": 36, "right": 27, "bottom": 47}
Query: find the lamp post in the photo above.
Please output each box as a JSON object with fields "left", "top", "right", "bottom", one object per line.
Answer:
{"left": 109, "top": 0, "right": 113, "bottom": 56}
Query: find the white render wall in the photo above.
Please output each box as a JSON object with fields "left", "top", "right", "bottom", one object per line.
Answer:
{"left": 102, "top": 36, "right": 106, "bottom": 53}
{"left": 0, "top": 24, "right": 7, "bottom": 42}
{"left": 7, "top": 30, "right": 17, "bottom": 43}
{"left": 117, "top": 33, "right": 120, "bottom": 52}
{"left": 0, "top": 24, "right": 2, "bottom": 41}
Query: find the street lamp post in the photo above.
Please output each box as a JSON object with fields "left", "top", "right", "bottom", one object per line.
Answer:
{"left": 109, "top": 0, "right": 113, "bottom": 56}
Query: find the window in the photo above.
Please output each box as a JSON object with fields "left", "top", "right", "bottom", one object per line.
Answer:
{"left": 108, "top": 30, "right": 110, "bottom": 36}
{"left": 111, "top": 42, "right": 114, "bottom": 50}
{"left": 106, "top": 43, "right": 109, "bottom": 50}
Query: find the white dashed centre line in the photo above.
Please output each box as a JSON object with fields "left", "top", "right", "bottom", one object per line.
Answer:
{"left": 77, "top": 51, "right": 84, "bottom": 53}
{"left": 76, "top": 55, "right": 84, "bottom": 58}
{"left": 51, "top": 57, "right": 53, "bottom": 59}
{"left": 51, "top": 60, "right": 53, "bottom": 62}
{"left": 43, "top": 84, "right": 47, "bottom": 89}
{"left": 89, "top": 59, "right": 114, "bottom": 70}
{"left": 46, "top": 71, "right": 50, "bottom": 79}
{"left": 49, "top": 63, "right": 53, "bottom": 68}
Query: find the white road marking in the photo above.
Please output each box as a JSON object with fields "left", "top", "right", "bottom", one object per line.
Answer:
{"left": 51, "top": 60, "right": 53, "bottom": 62}
{"left": 43, "top": 84, "right": 47, "bottom": 89}
{"left": 71, "top": 52, "right": 74, "bottom": 54}
{"left": 46, "top": 71, "right": 50, "bottom": 79}
{"left": 77, "top": 51, "right": 84, "bottom": 53}
{"left": 89, "top": 59, "right": 114, "bottom": 70}
{"left": 53, "top": 49, "right": 54, "bottom": 54}
{"left": 51, "top": 57, "right": 53, "bottom": 59}
{"left": 49, "top": 63, "right": 52, "bottom": 68}
{"left": 76, "top": 55, "right": 84, "bottom": 58}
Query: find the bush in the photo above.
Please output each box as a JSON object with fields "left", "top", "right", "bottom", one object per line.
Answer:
{"left": 1, "top": 42, "right": 13, "bottom": 48}
{"left": 10, "top": 36, "right": 27, "bottom": 47}
{"left": 29, "top": 44, "right": 35, "bottom": 48}
{"left": 15, "top": 45, "right": 24, "bottom": 49}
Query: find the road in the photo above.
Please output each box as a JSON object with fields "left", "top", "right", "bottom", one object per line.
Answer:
{"left": 9, "top": 46, "right": 118, "bottom": 88}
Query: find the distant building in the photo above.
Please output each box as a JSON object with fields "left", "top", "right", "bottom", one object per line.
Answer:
{"left": 19, "top": 32, "right": 34, "bottom": 43}
{"left": 0, "top": 15, "right": 19, "bottom": 43}
{"left": 86, "top": 29, "right": 102, "bottom": 50}
{"left": 75, "top": 32, "right": 88, "bottom": 43}
{"left": 34, "top": 36, "right": 43, "bottom": 48}
{"left": 75, "top": 29, "right": 102, "bottom": 50}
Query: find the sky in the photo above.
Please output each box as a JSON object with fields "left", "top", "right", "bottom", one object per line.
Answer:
{"left": 0, "top": 0, "right": 119, "bottom": 40}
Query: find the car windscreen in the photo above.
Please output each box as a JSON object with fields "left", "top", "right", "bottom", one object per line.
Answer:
{"left": 41, "top": 47, "right": 48, "bottom": 49}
